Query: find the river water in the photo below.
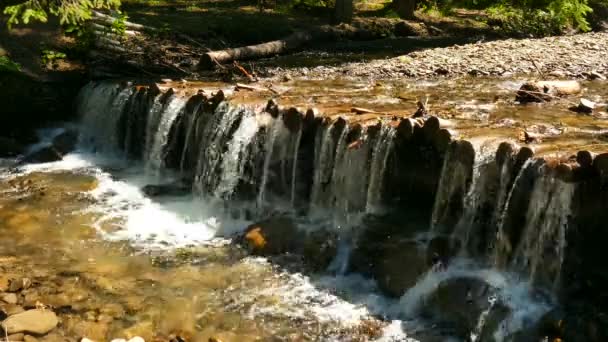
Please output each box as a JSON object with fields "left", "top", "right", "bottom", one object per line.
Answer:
{"left": 1, "top": 76, "right": 606, "bottom": 341}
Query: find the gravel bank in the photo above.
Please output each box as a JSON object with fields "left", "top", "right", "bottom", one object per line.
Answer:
{"left": 265, "top": 31, "right": 608, "bottom": 80}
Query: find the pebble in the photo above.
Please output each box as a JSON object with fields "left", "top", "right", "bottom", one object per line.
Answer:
{"left": 2, "top": 293, "right": 18, "bottom": 304}
{"left": 1, "top": 309, "right": 59, "bottom": 334}
{"left": 23, "top": 336, "right": 38, "bottom": 342}
{"left": 7, "top": 333, "right": 24, "bottom": 341}
{"left": 81, "top": 338, "right": 95, "bottom": 342}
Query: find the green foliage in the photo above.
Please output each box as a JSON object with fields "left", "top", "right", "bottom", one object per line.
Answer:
{"left": 0, "top": 56, "right": 22, "bottom": 72}
{"left": 110, "top": 11, "right": 128, "bottom": 36}
{"left": 3, "top": 0, "right": 121, "bottom": 28}
{"left": 429, "top": 0, "right": 597, "bottom": 34}
{"left": 40, "top": 49, "right": 67, "bottom": 68}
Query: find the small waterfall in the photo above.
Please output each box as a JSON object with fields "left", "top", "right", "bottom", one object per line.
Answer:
{"left": 311, "top": 124, "right": 349, "bottom": 211}
{"left": 450, "top": 149, "right": 495, "bottom": 255}
{"left": 310, "top": 124, "right": 333, "bottom": 208}
{"left": 146, "top": 96, "right": 186, "bottom": 172}
{"left": 193, "top": 103, "right": 243, "bottom": 195}
{"left": 78, "top": 82, "right": 134, "bottom": 153}
{"left": 366, "top": 125, "right": 396, "bottom": 214}
{"left": 429, "top": 141, "right": 474, "bottom": 235}
{"left": 492, "top": 159, "right": 535, "bottom": 267}
{"left": 510, "top": 166, "right": 575, "bottom": 288}
{"left": 214, "top": 114, "right": 260, "bottom": 198}
{"left": 290, "top": 127, "right": 303, "bottom": 207}
{"left": 179, "top": 100, "right": 204, "bottom": 173}
{"left": 256, "top": 118, "right": 289, "bottom": 209}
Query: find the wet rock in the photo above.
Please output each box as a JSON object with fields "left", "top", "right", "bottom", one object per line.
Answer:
{"left": 302, "top": 230, "right": 338, "bottom": 271}
{"left": 576, "top": 150, "right": 594, "bottom": 168}
{"left": 554, "top": 163, "right": 574, "bottom": 182}
{"left": 376, "top": 241, "right": 427, "bottom": 297}
{"left": 2, "top": 293, "right": 18, "bottom": 304}
{"left": 592, "top": 153, "right": 608, "bottom": 178}
{"left": 64, "top": 318, "right": 109, "bottom": 341}
{"left": 424, "top": 276, "right": 505, "bottom": 338}
{"left": 283, "top": 107, "right": 304, "bottom": 133}
{"left": 142, "top": 181, "right": 190, "bottom": 198}
{"left": 570, "top": 98, "right": 596, "bottom": 114}
{"left": 7, "top": 333, "right": 24, "bottom": 341}
{"left": 24, "top": 336, "right": 38, "bottom": 342}
{"left": 8, "top": 278, "right": 31, "bottom": 293}
{"left": 20, "top": 146, "right": 62, "bottom": 164}
{"left": 2, "top": 305, "right": 25, "bottom": 316}
{"left": 0, "top": 137, "right": 25, "bottom": 157}
{"left": 51, "top": 130, "right": 79, "bottom": 155}
{"left": 1, "top": 309, "right": 59, "bottom": 334}
{"left": 242, "top": 217, "right": 302, "bottom": 255}
{"left": 265, "top": 99, "right": 279, "bottom": 117}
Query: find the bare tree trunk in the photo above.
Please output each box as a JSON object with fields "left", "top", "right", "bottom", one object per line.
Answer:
{"left": 332, "top": 0, "right": 354, "bottom": 24}
{"left": 392, "top": 0, "right": 416, "bottom": 19}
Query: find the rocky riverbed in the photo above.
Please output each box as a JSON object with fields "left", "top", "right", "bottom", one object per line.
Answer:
{"left": 261, "top": 31, "right": 608, "bottom": 81}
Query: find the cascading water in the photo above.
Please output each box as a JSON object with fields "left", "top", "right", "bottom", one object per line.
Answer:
{"left": 78, "top": 82, "right": 133, "bottom": 154}
{"left": 366, "top": 125, "right": 396, "bottom": 214}
{"left": 146, "top": 96, "right": 186, "bottom": 172}
{"left": 68, "top": 81, "right": 599, "bottom": 342}
{"left": 510, "top": 165, "right": 575, "bottom": 288}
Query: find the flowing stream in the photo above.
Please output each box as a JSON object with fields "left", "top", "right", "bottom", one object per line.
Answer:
{"left": 1, "top": 78, "right": 599, "bottom": 341}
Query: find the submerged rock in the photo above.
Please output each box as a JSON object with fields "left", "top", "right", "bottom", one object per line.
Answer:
{"left": 1, "top": 309, "right": 59, "bottom": 335}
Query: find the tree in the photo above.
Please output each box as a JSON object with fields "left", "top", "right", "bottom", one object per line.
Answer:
{"left": 392, "top": 0, "right": 416, "bottom": 19}
{"left": 332, "top": 0, "right": 353, "bottom": 23}
{"left": 3, "top": 0, "right": 120, "bottom": 28}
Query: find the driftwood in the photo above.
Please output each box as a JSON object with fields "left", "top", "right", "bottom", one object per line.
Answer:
{"left": 199, "top": 25, "right": 372, "bottom": 69}
{"left": 350, "top": 107, "right": 382, "bottom": 115}
{"left": 200, "top": 31, "right": 313, "bottom": 69}
{"left": 516, "top": 80, "right": 581, "bottom": 103}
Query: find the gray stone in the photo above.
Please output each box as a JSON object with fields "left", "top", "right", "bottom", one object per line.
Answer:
{"left": 1, "top": 309, "right": 59, "bottom": 335}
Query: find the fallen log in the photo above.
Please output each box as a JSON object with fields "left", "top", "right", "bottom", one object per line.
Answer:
{"left": 516, "top": 80, "right": 581, "bottom": 103}
{"left": 350, "top": 107, "right": 382, "bottom": 115}
{"left": 200, "top": 31, "right": 313, "bottom": 69}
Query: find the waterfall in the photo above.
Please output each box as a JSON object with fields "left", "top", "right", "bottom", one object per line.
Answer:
{"left": 310, "top": 124, "right": 333, "bottom": 209}
{"left": 78, "top": 82, "right": 134, "bottom": 154}
{"left": 510, "top": 166, "right": 575, "bottom": 288}
{"left": 450, "top": 150, "right": 495, "bottom": 255}
{"left": 366, "top": 125, "right": 396, "bottom": 214}
{"left": 214, "top": 114, "right": 260, "bottom": 198}
{"left": 311, "top": 124, "right": 349, "bottom": 212}
{"left": 193, "top": 103, "right": 243, "bottom": 195}
{"left": 146, "top": 96, "right": 186, "bottom": 172}
{"left": 179, "top": 100, "right": 203, "bottom": 173}
{"left": 290, "top": 127, "right": 303, "bottom": 207}
{"left": 256, "top": 118, "right": 288, "bottom": 209}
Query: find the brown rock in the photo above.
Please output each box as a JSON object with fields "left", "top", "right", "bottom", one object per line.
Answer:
{"left": 1, "top": 309, "right": 59, "bottom": 335}
{"left": 242, "top": 217, "right": 301, "bottom": 255}
{"left": 577, "top": 150, "right": 594, "bottom": 168}
{"left": 23, "top": 336, "right": 38, "bottom": 342}
{"left": 283, "top": 107, "right": 303, "bottom": 133}
{"left": 7, "top": 333, "right": 24, "bottom": 341}
{"left": 2, "top": 293, "right": 18, "bottom": 304}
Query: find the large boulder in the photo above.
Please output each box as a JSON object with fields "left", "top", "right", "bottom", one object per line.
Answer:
{"left": 1, "top": 309, "right": 59, "bottom": 335}
{"left": 241, "top": 217, "right": 302, "bottom": 255}
{"left": 20, "top": 146, "right": 62, "bottom": 164}
{"left": 51, "top": 129, "right": 79, "bottom": 155}
{"left": 423, "top": 277, "right": 508, "bottom": 340}
{"left": 375, "top": 240, "right": 427, "bottom": 297}
{"left": 0, "top": 137, "right": 25, "bottom": 157}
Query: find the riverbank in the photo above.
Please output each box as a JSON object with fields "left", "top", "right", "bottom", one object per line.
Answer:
{"left": 260, "top": 31, "right": 608, "bottom": 81}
